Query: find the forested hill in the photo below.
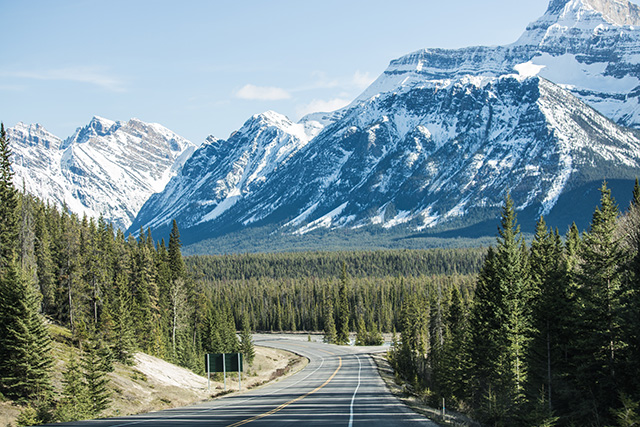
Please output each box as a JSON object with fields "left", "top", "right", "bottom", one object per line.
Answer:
{"left": 186, "top": 248, "right": 486, "bottom": 281}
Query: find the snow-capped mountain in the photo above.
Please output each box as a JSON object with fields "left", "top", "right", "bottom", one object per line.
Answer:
{"left": 133, "top": 111, "right": 323, "bottom": 231}
{"left": 358, "top": 0, "right": 640, "bottom": 129}
{"left": 131, "top": 0, "right": 640, "bottom": 246}
{"left": 9, "top": 117, "right": 196, "bottom": 230}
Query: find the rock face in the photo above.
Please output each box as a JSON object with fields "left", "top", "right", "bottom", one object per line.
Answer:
{"left": 130, "top": 0, "right": 640, "bottom": 245}
{"left": 359, "top": 0, "right": 640, "bottom": 128}
{"left": 8, "top": 117, "right": 195, "bottom": 230}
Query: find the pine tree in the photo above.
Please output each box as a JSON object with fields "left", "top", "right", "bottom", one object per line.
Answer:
{"left": 336, "top": 263, "right": 350, "bottom": 345}
{"left": 0, "top": 260, "right": 54, "bottom": 401}
{"left": 439, "top": 286, "right": 470, "bottom": 408}
{"left": 323, "top": 289, "right": 337, "bottom": 344}
{"left": 168, "top": 220, "right": 185, "bottom": 282}
{"left": 0, "top": 123, "right": 18, "bottom": 269}
{"left": 574, "top": 182, "right": 626, "bottom": 422}
{"left": 34, "top": 203, "right": 55, "bottom": 314}
{"left": 469, "top": 194, "right": 531, "bottom": 424}
{"left": 618, "top": 184, "right": 640, "bottom": 402}
{"left": 355, "top": 314, "right": 367, "bottom": 346}
{"left": 633, "top": 177, "right": 640, "bottom": 208}
{"left": 169, "top": 277, "right": 189, "bottom": 360}
{"left": 55, "top": 351, "right": 91, "bottom": 422}
{"left": 108, "top": 278, "right": 137, "bottom": 365}
{"left": 81, "top": 337, "right": 112, "bottom": 417}
{"left": 526, "top": 217, "right": 569, "bottom": 420}
{"left": 239, "top": 316, "right": 255, "bottom": 366}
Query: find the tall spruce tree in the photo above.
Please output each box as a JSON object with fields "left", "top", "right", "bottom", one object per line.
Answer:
{"left": 0, "top": 123, "right": 18, "bottom": 269}
{"left": 439, "top": 286, "right": 470, "bottom": 408}
{"left": 239, "top": 315, "right": 255, "bottom": 366}
{"left": 526, "top": 217, "right": 569, "bottom": 421}
{"left": 469, "top": 194, "right": 531, "bottom": 424}
{"left": 81, "top": 337, "right": 112, "bottom": 417}
{"left": 0, "top": 261, "right": 54, "bottom": 401}
{"left": 34, "top": 202, "right": 55, "bottom": 314}
{"left": 620, "top": 183, "right": 640, "bottom": 402}
{"left": 323, "top": 289, "right": 337, "bottom": 344}
{"left": 0, "top": 126, "right": 53, "bottom": 402}
{"left": 168, "top": 220, "right": 185, "bottom": 282}
{"left": 575, "top": 182, "right": 626, "bottom": 423}
{"left": 55, "top": 351, "right": 91, "bottom": 422}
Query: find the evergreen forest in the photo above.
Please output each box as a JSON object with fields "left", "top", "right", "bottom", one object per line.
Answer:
{"left": 386, "top": 188, "right": 640, "bottom": 426}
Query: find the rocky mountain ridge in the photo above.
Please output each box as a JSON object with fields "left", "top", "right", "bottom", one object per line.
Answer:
{"left": 8, "top": 117, "right": 195, "bottom": 230}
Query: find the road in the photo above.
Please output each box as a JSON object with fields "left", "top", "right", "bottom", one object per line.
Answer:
{"left": 49, "top": 335, "right": 436, "bottom": 426}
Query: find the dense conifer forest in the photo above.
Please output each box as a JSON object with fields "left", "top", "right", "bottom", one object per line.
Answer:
{"left": 387, "top": 189, "right": 640, "bottom": 426}
{"left": 0, "top": 125, "right": 242, "bottom": 424}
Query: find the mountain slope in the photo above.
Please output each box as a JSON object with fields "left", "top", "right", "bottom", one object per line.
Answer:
{"left": 9, "top": 117, "right": 195, "bottom": 230}
{"left": 132, "top": 76, "right": 640, "bottom": 246}
{"left": 132, "top": 111, "right": 325, "bottom": 231}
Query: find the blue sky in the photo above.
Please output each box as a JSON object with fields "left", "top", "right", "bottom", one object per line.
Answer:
{"left": 1, "top": 0, "right": 566, "bottom": 143}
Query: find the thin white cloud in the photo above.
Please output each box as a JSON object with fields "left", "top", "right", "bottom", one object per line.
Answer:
{"left": 294, "top": 70, "right": 375, "bottom": 93}
{"left": 236, "top": 84, "right": 291, "bottom": 101}
{"left": 2, "top": 67, "right": 126, "bottom": 92}
{"left": 352, "top": 70, "right": 376, "bottom": 90}
{"left": 296, "top": 98, "right": 351, "bottom": 118}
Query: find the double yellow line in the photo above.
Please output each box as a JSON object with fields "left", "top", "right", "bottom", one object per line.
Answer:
{"left": 227, "top": 356, "right": 342, "bottom": 427}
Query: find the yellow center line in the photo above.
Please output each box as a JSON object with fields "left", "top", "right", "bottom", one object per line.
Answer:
{"left": 226, "top": 356, "right": 343, "bottom": 427}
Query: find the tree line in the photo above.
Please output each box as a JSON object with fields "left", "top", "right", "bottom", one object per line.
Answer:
{"left": 389, "top": 185, "right": 640, "bottom": 426}
{"left": 187, "top": 247, "right": 485, "bottom": 281}
{"left": 199, "top": 267, "right": 475, "bottom": 338}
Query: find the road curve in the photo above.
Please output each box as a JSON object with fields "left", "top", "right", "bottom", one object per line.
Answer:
{"left": 47, "top": 335, "right": 437, "bottom": 426}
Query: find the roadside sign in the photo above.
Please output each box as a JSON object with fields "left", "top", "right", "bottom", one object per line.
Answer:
{"left": 205, "top": 353, "right": 243, "bottom": 391}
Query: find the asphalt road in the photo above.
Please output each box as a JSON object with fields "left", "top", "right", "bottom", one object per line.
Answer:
{"left": 49, "top": 335, "right": 436, "bottom": 426}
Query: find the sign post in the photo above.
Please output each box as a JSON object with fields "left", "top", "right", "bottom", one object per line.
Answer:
{"left": 206, "top": 353, "right": 211, "bottom": 391}
{"left": 205, "top": 353, "right": 244, "bottom": 392}
{"left": 222, "top": 353, "right": 227, "bottom": 391}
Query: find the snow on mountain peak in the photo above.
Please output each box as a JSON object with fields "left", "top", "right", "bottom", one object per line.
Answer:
{"left": 9, "top": 117, "right": 195, "bottom": 230}
{"left": 545, "top": 0, "right": 640, "bottom": 26}
{"left": 9, "top": 122, "right": 62, "bottom": 150}
{"left": 519, "top": 0, "right": 640, "bottom": 46}
{"left": 242, "top": 111, "right": 319, "bottom": 144}
{"left": 128, "top": 0, "right": 640, "bottom": 246}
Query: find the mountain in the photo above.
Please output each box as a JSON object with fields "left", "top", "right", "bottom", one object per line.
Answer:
{"left": 130, "top": 0, "right": 640, "bottom": 250}
{"left": 8, "top": 117, "right": 196, "bottom": 230}
{"left": 131, "top": 111, "right": 325, "bottom": 232}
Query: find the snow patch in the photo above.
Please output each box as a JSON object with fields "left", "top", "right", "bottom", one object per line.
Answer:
{"left": 294, "top": 203, "right": 348, "bottom": 235}
{"left": 198, "top": 189, "right": 241, "bottom": 224}
{"left": 514, "top": 61, "right": 546, "bottom": 77}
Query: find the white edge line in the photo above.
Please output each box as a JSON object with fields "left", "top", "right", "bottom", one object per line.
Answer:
{"left": 348, "top": 354, "right": 362, "bottom": 427}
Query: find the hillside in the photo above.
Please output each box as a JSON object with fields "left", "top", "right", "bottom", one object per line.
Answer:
{"left": 0, "top": 325, "right": 306, "bottom": 427}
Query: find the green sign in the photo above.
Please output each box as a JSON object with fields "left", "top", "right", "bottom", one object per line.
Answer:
{"left": 205, "top": 353, "right": 243, "bottom": 373}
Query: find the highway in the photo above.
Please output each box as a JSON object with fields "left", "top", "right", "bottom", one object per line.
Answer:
{"left": 50, "top": 335, "right": 436, "bottom": 426}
